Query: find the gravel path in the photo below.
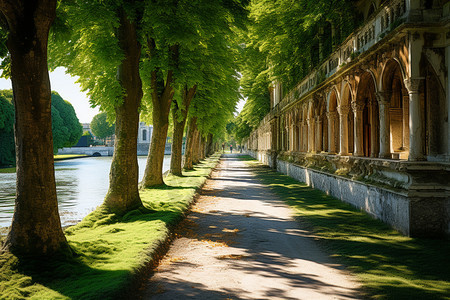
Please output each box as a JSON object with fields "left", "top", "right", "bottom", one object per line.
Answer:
{"left": 142, "top": 154, "right": 361, "bottom": 300}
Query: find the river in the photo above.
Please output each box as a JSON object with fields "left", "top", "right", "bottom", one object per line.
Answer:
{"left": 0, "top": 156, "right": 171, "bottom": 228}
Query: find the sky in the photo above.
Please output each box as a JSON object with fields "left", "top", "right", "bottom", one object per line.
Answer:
{"left": 0, "top": 67, "right": 245, "bottom": 123}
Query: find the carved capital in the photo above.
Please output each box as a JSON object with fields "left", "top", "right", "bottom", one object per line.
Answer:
{"left": 351, "top": 101, "right": 365, "bottom": 112}
{"left": 326, "top": 111, "right": 338, "bottom": 121}
{"left": 338, "top": 105, "right": 351, "bottom": 116}
{"left": 403, "top": 77, "right": 423, "bottom": 94}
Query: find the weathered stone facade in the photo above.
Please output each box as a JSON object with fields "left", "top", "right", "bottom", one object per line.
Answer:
{"left": 246, "top": 0, "right": 450, "bottom": 238}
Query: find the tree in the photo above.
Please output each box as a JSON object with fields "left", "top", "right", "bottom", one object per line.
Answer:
{"left": 51, "top": 92, "right": 83, "bottom": 152}
{"left": 51, "top": 0, "right": 145, "bottom": 214}
{"left": 90, "top": 112, "right": 115, "bottom": 145}
{"left": 236, "top": 0, "right": 358, "bottom": 141}
{"left": 0, "top": 90, "right": 83, "bottom": 157}
{"left": 0, "top": 0, "right": 70, "bottom": 255}
{"left": 51, "top": 92, "right": 83, "bottom": 150}
{"left": 139, "top": 0, "right": 248, "bottom": 180}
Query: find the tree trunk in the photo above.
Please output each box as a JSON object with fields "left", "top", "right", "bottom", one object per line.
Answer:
{"left": 169, "top": 85, "right": 196, "bottom": 176}
{"left": 142, "top": 108, "right": 169, "bottom": 187}
{"left": 206, "top": 134, "right": 213, "bottom": 156}
{"left": 141, "top": 43, "right": 178, "bottom": 187}
{"left": 200, "top": 135, "right": 206, "bottom": 160}
{"left": 192, "top": 128, "right": 200, "bottom": 165}
{"left": 0, "top": 0, "right": 70, "bottom": 256}
{"left": 103, "top": 9, "right": 143, "bottom": 214}
{"left": 183, "top": 117, "right": 197, "bottom": 170}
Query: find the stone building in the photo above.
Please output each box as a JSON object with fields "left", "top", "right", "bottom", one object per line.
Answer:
{"left": 137, "top": 122, "right": 153, "bottom": 155}
{"left": 246, "top": 0, "right": 450, "bottom": 237}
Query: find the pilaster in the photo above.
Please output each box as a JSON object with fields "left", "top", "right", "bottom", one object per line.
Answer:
{"left": 404, "top": 77, "right": 425, "bottom": 161}
{"left": 352, "top": 102, "right": 365, "bottom": 156}
{"left": 376, "top": 91, "right": 391, "bottom": 158}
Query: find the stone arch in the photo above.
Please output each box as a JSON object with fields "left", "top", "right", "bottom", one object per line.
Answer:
{"left": 327, "top": 89, "right": 340, "bottom": 154}
{"left": 355, "top": 71, "right": 380, "bottom": 157}
{"left": 420, "top": 55, "right": 447, "bottom": 159}
{"left": 380, "top": 57, "right": 407, "bottom": 92}
{"left": 381, "top": 59, "right": 409, "bottom": 158}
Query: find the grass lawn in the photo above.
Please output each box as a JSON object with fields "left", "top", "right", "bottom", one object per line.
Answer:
{"left": 244, "top": 156, "right": 450, "bottom": 300}
{"left": 0, "top": 153, "right": 220, "bottom": 300}
{"left": 0, "top": 167, "right": 15, "bottom": 173}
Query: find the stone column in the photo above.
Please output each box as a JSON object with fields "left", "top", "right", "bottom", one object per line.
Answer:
{"left": 289, "top": 122, "right": 295, "bottom": 151}
{"left": 317, "top": 116, "right": 323, "bottom": 152}
{"left": 310, "top": 117, "right": 316, "bottom": 152}
{"left": 402, "top": 89, "right": 410, "bottom": 151}
{"left": 338, "top": 105, "right": 350, "bottom": 155}
{"left": 352, "top": 102, "right": 365, "bottom": 156}
{"left": 404, "top": 77, "right": 425, "bottom": 161}
{"left": 376, "top": 91, "right": 391, "bottom": 158}
{"left": 306, "top": 119, "right": 312, "bottom": 152}
{"left": 327, "top": 112, "right": 337, "bottom": 154}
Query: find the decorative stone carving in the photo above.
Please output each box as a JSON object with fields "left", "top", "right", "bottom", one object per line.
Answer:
{"left": 403, "top": 77, "right": 423, "bottom": 94}
{"left": 338, "top": 105, "right": 351, "bottom": 116}
{"left": 351, "top": 102, "right": 365, "bottom": 112}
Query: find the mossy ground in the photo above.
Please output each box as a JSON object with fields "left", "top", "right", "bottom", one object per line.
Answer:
{"left": 0, "top": 154, "right": 220, "bottom": 300}
{"left": 244, "top": 156, "right": 450, "bottom": 300}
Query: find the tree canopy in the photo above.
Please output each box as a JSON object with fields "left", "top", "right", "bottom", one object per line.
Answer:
{"left": 51, "top": 92, "right": 83, "bottom": 152}
{"left": 235, "top": 0, "right": 358, "bottom": 141}
{"left": 0, "top": 90, "right": 82, "bottom": 163}
{"left": 90, "top": 112, "right": 115, "bottom": 141}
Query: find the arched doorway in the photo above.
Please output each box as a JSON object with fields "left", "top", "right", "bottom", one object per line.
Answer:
{"left": 382, "top": 59, "right": 409, "bottom": 159}
{"left": 327, "top": 90, "right": 340, "bottom": 154}
{"left": 420, "top": 57, "right": 447, "bottom": 159}
{"left": 356, "top": 72, "right": 379, "bottom": 157}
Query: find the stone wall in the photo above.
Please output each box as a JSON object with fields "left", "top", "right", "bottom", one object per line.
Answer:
{"left": 249, "top": 150, "right": 450, "bottom": 238}
{"left": 275, "top": 159, "right": 411, "bottom": 235}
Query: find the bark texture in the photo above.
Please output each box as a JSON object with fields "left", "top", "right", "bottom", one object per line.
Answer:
{"left": 183, "top": 117, "right": 197, "bottom": 170}
{"left": 141, "top": 42, "right": 178, "bottom": 187}
{"left": 0, "top": 0, "right": 70, "bottom": 255}
{"left": 170, "top": 85, "right": 197, "bottom": 176}
{"left": 192, "top": 129, "right": 201, "bottom": 164}
{"left": 103, "top": 9, "right": 143, "bottom": 214}
{"left": 205, "top": 134, "right": 213, "bottom": 156}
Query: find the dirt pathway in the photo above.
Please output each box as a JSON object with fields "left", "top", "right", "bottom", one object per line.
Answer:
{"left": 142, "top": 154, "right": 361, "bottom": 299}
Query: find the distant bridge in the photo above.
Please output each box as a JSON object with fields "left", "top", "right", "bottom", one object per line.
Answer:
{"left": 58, "top": 146, "right": 114, "bottom": 157}
{"left": 58, "top": 143, "right": 173, "bottom": 157}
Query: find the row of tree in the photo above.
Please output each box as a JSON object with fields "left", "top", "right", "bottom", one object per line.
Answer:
{"left": 0, "top": 90, "right": 82, "bottom": 166}
{"left": 235, "top": 0, "right": 358, "bottom": 143}
{"left": 0, "top": 0, "right": 245, "bottom": 256}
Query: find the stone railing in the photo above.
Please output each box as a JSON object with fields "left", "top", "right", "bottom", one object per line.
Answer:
{"left": 276, "top": 0, "right": 408, "bottom": 110}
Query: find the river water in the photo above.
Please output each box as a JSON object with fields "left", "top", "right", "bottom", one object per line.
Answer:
{"left": 0, "top": 156, "right": 171, "bottom": 228}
